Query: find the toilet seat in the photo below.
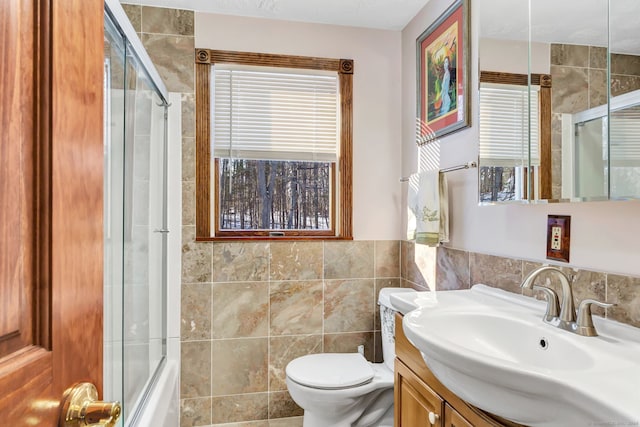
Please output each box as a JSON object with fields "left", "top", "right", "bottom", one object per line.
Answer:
{"left": 286, "top": 353, "right": 375, "bottom": 390}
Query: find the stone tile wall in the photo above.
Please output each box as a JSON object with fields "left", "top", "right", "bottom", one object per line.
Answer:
{"left": 180, "top": 240, "right": 402, "bottom": 426}
{"left": 431, "top": 245, "right": 640, "bottom": 329}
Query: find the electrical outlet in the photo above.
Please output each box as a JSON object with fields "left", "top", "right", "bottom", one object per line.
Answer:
{"left": 546, "top": 215, "right": 570, "bottom": 262}
{"left": 551, "top": 226, "right": 562, "bottom": 250}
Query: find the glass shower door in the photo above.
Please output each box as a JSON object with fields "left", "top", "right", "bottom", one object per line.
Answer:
{"left": 122, "top": 44, "right": 167, "bottom": 420}
{"left": 104, "top": 10, "right": 168, "bottom": 426}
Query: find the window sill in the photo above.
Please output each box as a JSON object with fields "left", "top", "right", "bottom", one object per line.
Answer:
{"left": 195, "top": 235, "right": 353, "bottom": 242}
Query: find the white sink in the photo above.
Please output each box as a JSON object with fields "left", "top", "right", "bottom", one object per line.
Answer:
{"left": 400, "top": 285, "right": 640, "bottom": 427}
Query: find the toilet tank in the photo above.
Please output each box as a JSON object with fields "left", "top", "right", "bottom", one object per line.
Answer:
{"left": 378, "top": 288, "right": 416, "bottom": 372}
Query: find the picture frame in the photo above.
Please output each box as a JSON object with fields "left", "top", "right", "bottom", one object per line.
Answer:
{"left": 416, "top": 0, "right": 470, "bottom": 143}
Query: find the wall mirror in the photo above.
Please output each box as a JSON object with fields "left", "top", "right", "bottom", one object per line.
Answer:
{"left": 478, "top": 0, "right": 640, "bottom": 204}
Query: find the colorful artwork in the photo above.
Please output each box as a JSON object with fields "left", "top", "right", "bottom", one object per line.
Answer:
{"left": 425, "top": 22, "right": 458, "bottom": 122}
{"left": 417, "top": 0, "right": 469, "bottom": 142}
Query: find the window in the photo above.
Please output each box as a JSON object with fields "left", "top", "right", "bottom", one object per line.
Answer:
{"left": 478, "top": 71, "right": 551, "bottom": 202}
{"left": 195, "top": 50, "right": 353, "bottom": 239}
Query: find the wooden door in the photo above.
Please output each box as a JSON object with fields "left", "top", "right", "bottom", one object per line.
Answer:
{"left": 0, "top": 0, "right": 105, "bottom": 425}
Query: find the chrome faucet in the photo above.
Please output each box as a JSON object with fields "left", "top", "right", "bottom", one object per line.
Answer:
{"left": 520, "top": 266, "right": 613, "bottom": 337}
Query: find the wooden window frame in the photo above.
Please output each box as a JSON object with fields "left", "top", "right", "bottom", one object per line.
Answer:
{"left": 195, "top": 49, "right": 353, "bottom": 241}
{"left": 480, "top": 71, "right": 552, "bottom": 200}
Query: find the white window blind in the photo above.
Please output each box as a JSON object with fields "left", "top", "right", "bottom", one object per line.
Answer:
{"left": 479, "top": 83, "right": 540, "bottom": 166}
{"left": 212, "top": 65, "right": 339, "bottom": 162}
{"left": 610, "top": 105, "right": 640, "bottom": 164}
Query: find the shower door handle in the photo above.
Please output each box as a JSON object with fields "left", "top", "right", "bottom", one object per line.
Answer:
{"left": 153, "top": 228, "right": 170, "bottom": 233}
{"left": 59, "top": 382, "right": 121, "bottom": 426}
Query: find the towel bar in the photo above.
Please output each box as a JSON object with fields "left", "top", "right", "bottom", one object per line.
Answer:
{"left": 400, "top": 161, "right": 477, "bottom": 182}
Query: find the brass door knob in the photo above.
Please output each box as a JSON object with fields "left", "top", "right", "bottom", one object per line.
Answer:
{"left": 59, "top": 383, "right": 121, "bottom": 427}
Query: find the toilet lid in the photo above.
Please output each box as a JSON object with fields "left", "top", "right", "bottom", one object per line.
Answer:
{"left": 286, "top": 353, "right": 375, "bottom": 390}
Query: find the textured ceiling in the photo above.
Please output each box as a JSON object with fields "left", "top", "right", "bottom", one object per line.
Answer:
{"left": 130, "top": 0, "right": 431, "bottom": 30}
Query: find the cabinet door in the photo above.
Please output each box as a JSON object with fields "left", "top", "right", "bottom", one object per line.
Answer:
{"left": 444, "top": 404, "right": 473, "bottom": 427}
{"left": 395, "top": 359, "right": 443, "bottom": 426}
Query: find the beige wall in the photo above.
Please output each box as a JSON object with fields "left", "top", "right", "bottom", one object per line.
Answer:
{"left": 479, "top": 39, "right": 550, "bottom": 75}
{"left": 195, "top": 13, "right": 404, "bottom": 240}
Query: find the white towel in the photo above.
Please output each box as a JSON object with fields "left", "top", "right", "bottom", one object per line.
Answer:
{"left": 407, "top": 170, "right": 449, "bottom": 246}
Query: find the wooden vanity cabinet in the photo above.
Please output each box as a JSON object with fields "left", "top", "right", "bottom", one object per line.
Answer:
{"left": 394, "top": 314, "right": 523, "bottom": 427}
{"left": 395, "top": 359, "right": 443, "bottom": 426}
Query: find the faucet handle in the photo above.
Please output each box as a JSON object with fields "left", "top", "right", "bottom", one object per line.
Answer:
{"left": 532, "top": 285, "right": 560, "bottom": 321}
{"left": 576, "top": 299, "right": 614, "bottom": 337}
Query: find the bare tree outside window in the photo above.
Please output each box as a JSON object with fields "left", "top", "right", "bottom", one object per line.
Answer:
{"left": 218, "top": 159, "right": 332, "bottom": 230}
{"left": 479, "top": 166, "right": 516, "bottom": 202}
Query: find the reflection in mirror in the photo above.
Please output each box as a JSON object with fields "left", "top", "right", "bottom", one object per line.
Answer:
{"left": 478, "top": 72, "right": 550, "bottom": 202}
{"left": 477, "top": 0, "right": 531, "bottom": 203}
{"left": 609, "top": 0, "right": 640, "bottom": 200}
{"left": 532, "top": 0, "right": 609, "bottom": 201}
{"left": 477, "top": 0, "right": 640, "bottom": 202}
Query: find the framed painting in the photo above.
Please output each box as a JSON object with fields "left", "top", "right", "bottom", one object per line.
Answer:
{"left": 417, "top": 0, "right": 470, "bottom": 143}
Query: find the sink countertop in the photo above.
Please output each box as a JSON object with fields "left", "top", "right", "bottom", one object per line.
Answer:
{"left": 398, "top": 284, "right": 640, "bottom": 427}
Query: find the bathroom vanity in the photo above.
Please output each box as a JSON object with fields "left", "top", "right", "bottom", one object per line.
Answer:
{"left": 394, "top": 313, "right": 522, "bottom": 427}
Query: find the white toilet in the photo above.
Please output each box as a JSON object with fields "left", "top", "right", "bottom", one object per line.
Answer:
{"left": 286, "top": 288, "right": 415, "bottom": 427}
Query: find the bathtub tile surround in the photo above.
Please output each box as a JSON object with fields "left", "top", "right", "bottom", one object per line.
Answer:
{"left": 182, "top": 226, "right": 212, "bottom": 283}
{"left": 181, "top": 341, "right": 212, "bottom": 399}
{"left": 433, "top": 244, "right": 640, "bottom": 327}
{"left": 141, "top": 6, "right": 194, "bottom": 35}
{"left": 121, "top": 5, "right": 199, "bottom": 419}
{"left": 181, "top": 283, "right": 212, "bottom": 341}
{"left": 121, "top": 4, "right": 141, "bottom": 32}
{"left": 180, "top": 397, "right": 212, "bottom": 427}
{"left": 122, "top": 4, "right": 194, "bottom": 93}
